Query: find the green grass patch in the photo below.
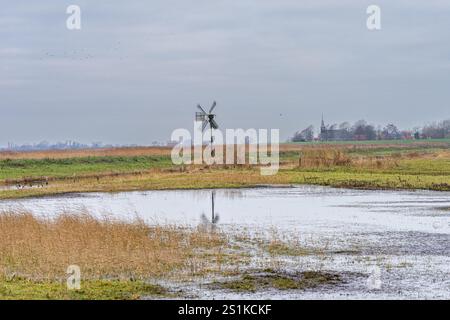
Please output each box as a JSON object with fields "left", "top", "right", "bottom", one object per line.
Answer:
{"left": 0, "top": 277, "right": 168, "bottom": 300}
{"left": 284, "top": 169, "right": 450, "bottom": 191}
{"left": 0, "top": 155, "right": 172, "bottom": 180}
{"left": 264, "top": 242, "right": 316, "bottom": 256}
{"left": 212, "top": 270, "right": 343, "bottom": 292}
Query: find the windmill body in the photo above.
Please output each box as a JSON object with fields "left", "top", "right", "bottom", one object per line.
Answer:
{"left": 196, "top": 101, "right": 219, "bottom": 156}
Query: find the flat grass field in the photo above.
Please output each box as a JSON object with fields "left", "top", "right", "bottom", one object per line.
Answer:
{"left": 0, "top": 139, "right": 449, "bottom": 199}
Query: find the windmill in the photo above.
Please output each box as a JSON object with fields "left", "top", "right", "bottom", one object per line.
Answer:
{"left": 195, "top": 101, "right": 219, "bottom": 156}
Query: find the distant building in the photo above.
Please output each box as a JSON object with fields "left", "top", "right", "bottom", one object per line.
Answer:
{"left": 319, "top": 115, "right": 351, "bottom": 141}
{"left": 166, "top": 140, "right": 179, "bottom": 147}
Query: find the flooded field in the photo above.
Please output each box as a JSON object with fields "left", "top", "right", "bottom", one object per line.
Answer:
{"left": 1, "top": 185, "right": 449, "bottom": 299}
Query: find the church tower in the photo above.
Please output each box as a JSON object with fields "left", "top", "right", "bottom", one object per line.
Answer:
{"left": 320, "top": 114, "right": 326, "bottom": 141}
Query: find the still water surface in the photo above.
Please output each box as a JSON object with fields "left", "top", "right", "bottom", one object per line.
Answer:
{"left": 1, "top": 185, "right": 448, "bottom": 235}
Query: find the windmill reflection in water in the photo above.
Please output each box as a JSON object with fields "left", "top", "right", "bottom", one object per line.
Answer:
{"left": 200, "top": 190, "right": 220, "bottom": 231}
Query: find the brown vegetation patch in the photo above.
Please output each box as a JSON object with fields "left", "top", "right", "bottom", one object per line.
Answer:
{"left": 298, "top": 148, "right": 352, "bottom": 168}
{"left": 0, "top": 147, "right": 172, "bottom": 160}
{"left": 0, "top": 211, "right": 225, "bottom": 280}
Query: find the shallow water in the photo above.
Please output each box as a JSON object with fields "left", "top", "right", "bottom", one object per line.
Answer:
{"left": 1, "top": 185, "right": 449, "bottom": 299}
{"left": 1, "top": 185, "right": 449, "bottom": 234}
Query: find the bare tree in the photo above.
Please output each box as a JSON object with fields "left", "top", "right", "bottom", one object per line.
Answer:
{"left": 292, "top": 125, "right": 315, "bottom": 142}
{"left": 422, "top": 120, "right": 450, "bottom": 139}
{"left": 381, "top": 124, "right": 401, "bottom": 140}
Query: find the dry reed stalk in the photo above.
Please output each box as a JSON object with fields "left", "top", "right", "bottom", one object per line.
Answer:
{"left": 351, "top": 156, "right": 398, "bottom": 169}
{"left": 298, "top": 148, "right": 352, "bottom": 168}
{"left": 0, "top": 210, "right": 224, "bottom": 281}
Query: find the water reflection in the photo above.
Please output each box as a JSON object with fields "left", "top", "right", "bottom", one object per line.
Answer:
{"left": 221, "top": 189, "right": 244, "bottom": 200}
{"left": 199, "top": 190, "right": 220, "bottom": 230}
{"left": 191, "top": 188, "right": 244, "bottom": 201}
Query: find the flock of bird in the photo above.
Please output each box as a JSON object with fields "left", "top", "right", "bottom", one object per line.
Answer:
{"left": 39, "top": 41, "right": 126, "bottom": 61}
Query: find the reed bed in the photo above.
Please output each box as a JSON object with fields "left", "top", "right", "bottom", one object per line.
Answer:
{"left": 298, "top": 148, "right": 352, "bottom": 168}
{"left": 0, "top": 210, "right": 225, "bottom": 281}
{"left": 351, "top": 156, "right": 398, "bottom": 169}
{"left": 297, "top": 147, "right": 407, "bottom": 170}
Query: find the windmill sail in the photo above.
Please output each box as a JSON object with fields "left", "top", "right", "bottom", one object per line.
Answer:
{"left": 210, "top": 119, "right": 219, "bottom": 129}
{"left": 202, "top": 120, "right": 209, "bottom": 131}
{"left": 197, "top": 104, "right": 207, "bottom": 114}
{"left": 209, "top": 101, "right": 217, "bottom": 113}
{"left": 195, "top": 102, "right": 219, "bottom": 131}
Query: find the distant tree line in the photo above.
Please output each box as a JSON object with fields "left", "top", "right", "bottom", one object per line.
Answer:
{"left": 2, "top": 140, "right": 139, "bottom": 151}
{"left": 421, "top": 120, "right": 450, "bottom": 139}
{"left": 291, "top": 119, "right": 450, "bottom": 142}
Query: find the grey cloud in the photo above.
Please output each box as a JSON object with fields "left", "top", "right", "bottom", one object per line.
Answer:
{"left": 0, "top": 0, "right": 449, "bottom": 145}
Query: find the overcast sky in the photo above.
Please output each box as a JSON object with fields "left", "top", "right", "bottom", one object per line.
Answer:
{"left": 1, "top": 0, "right": 449, "bottom": 145}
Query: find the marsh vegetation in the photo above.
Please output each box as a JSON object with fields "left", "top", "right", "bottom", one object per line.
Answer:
{"left": 0, "top": 140, "right": 450, "bottom": 199}
{"left": 0, "top": 210, "right": 227, "bottom": 299}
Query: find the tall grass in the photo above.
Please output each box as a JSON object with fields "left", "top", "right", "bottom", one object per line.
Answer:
{"left": 297, "top": 147, "right": 407, "bottom": 170}
{"left": 0, "top": 211, "right": 224, "bottom": 281}
{"left": 298, "top": 148, "right": 352, "bottom": 168}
